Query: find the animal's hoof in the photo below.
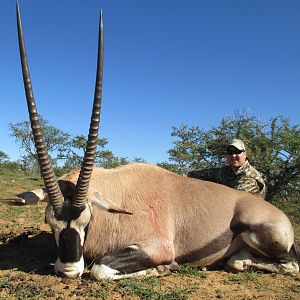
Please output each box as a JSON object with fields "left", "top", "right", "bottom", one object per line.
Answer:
{"left": 280, "top": 261, "right": 299, "bottom": 275}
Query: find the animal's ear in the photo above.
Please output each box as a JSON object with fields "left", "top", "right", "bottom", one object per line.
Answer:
{"left": 89, "top": 189, "right": 133, "bottom": 215}
{"left": 58, "top": 180, "right": 76, "bottom": 198}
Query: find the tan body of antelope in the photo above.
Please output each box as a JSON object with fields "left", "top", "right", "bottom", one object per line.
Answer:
{"left": 16, "top": 3, "right": 299, "bottom": 279}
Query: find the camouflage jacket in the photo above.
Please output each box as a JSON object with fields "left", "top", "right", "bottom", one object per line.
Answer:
{"left": 187, "top": 161, "right": 266, "bottom": 199}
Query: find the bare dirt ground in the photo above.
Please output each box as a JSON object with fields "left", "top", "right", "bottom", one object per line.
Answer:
{"left": 0, "top": 213, "right": 300, "bottom": 300}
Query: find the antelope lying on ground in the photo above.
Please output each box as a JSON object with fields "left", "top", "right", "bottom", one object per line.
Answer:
{"left": 16, "top": 4, "right": 299, "bottom": 280}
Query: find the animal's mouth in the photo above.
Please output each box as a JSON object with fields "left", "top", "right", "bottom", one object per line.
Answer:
{"left": 54, "top": 257, "right": 85, "bottom": 278}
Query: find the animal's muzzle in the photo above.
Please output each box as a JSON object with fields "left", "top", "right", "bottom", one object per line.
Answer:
{"left": 54, "top": 257, "right": 85, "bottom": 279}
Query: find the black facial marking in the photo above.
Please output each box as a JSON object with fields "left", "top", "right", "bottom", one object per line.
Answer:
{"left": 59, "top": 228, "right": 83, "bottom": 263}
{"left": 46, "top": 181, "right": 91, "bottom": 264}
{"left": 52, "top": 201, "right": 86, "bottom": 222}
{"left": 51, "top": 180, "right": 85, "bottom": 222}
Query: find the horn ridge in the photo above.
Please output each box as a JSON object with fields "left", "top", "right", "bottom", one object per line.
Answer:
{"left": 73, "top": 10, "right": 104, "bottom": 207}
{"left": 17, "top": 2, "right": 63, "bottom": 207}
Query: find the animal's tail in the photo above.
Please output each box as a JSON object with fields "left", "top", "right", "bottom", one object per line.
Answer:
{"left": 291, "top": 243, "right": 300, "bottom": 263}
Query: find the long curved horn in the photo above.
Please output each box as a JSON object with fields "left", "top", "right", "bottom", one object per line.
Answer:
{"left": 73, "top": 10, "right": 104, "bottom": 208}
{"left": 17, "top": 2, "right": 63, "bottom": 208}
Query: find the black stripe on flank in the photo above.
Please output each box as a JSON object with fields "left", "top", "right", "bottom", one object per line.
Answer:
{"left": 94, "top": 246, "right": 154, "bottom": 273}
{"left": 59, "top": 228, "right": 83, "bottom": 263}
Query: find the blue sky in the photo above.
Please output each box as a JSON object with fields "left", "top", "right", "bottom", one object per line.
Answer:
{"left": 1, "top": 0, "right": 300, "bottom": 164}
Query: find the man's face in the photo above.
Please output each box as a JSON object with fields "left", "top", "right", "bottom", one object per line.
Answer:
{"left": 226, "top": 146, "right": 247, "bottom": 168}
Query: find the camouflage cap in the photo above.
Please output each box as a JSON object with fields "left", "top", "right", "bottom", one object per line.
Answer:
{"left": 226, "top": 139, "right": 246, "bottom": 151}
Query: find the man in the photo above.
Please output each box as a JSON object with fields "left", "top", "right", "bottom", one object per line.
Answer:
{"left": 187, "top": 139, "right": 266, "bottom": 199}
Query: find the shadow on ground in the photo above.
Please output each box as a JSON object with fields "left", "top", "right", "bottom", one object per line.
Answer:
{"left": 0, "top": 230, "right": 57, "bottom": 275}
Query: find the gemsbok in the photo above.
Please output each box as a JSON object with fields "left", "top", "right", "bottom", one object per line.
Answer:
{"left": 16, "top": 3, "right": 299, "bottom": 279}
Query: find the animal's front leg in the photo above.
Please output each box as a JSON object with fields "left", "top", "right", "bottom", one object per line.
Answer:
{"left": 90, "top": 245, "right": 178, "bottom": 280}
